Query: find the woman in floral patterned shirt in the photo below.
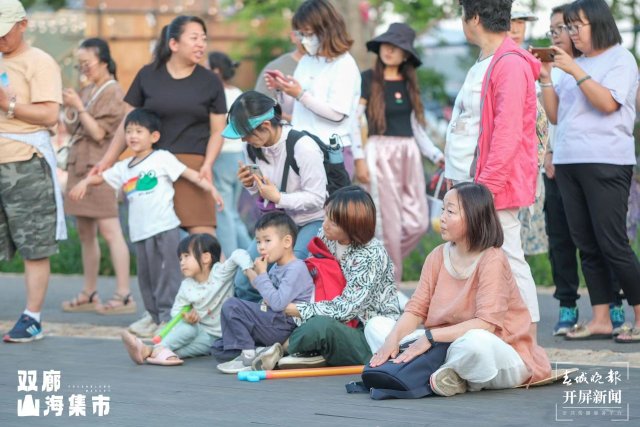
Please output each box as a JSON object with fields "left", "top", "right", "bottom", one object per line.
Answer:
{"left": 281, "top": 186, "right": 401, "bottom": 367}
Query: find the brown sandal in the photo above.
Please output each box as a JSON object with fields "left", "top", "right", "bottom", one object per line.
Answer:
{"left": 96, "top": 293, "right": 137, "bottom": 315}
{"left": 62, "top": 290, "right": 100, "bottom": 312}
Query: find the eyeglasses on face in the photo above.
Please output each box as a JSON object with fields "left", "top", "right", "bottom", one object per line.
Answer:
{"left": 566, "top": 23, "right": 590, "bottom": 36}
{"left": 545, "top": 25, "right": 567, "bottom": 38}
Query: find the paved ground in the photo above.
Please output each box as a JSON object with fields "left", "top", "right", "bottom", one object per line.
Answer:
{"left": 1, "top": 273, "right": 639, "bottom": 426}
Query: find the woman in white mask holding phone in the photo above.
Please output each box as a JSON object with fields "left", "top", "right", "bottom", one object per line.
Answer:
{"left": 264, "top": 0, "right": 362, "bottom": 177}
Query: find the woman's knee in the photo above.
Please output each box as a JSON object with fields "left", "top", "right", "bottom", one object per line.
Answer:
{"left": 450, "top": 329, "right": 496, "bottom": 356}
{"left": 76, "top": 218, "right": 98, "bottom": 243}
{"left": 364, "top": 316, "right": 395, "bottom": 345}
{"left": 221, "top": 297, "right": 243, "bottom": 318}
{"left": 97, "top": 218, "right": 124, "bottom": 243}
{"left": 304, "top": 315, "right": 335, "bottom": 333}
{"left": 289, "top": 316, "right": 338, "bottom": 353}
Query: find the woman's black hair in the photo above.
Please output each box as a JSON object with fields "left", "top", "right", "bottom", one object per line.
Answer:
{"left": 176, "top": 233, "right": 221, "bottom": 272}
{"left": 80, "top": 37, "right": 117, "bottom": 80}
{"left": 564, "top": 0, "right": 622, "bottom": 51}
{"left": 459, "top": 0, "right": 512, "bottom": 33}
{"left": 451, "top": 182, "right": 503, "bottom": 252}
{"left": 227, "top": 90, "right": 282, "bottom": 163}
{"left": 153, "top": 15, "right": 207, "bottom": 69}
{"left": 208, "top": 51, "right": 239, "bottom": 82}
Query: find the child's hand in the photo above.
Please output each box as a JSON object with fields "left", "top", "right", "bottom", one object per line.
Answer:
{"left": 198, "top": 163, "right": 213, "bottom": 185}
{"left": 253, "top": 256, "right": 268, "bottom": 275}
{"left": 193, "top": 176, "right": 225, "bottom": 211}
{"left": 182, "top": 309, "right": 200, "bottom": 324}
{"left": 255, "top": 176, "right": 281, "bottom": 204}
{"left": 69, "top": 181, "right": 88, "bottom": 201}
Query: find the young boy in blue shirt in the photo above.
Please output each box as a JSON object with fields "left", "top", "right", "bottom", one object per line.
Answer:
{"left": 216, "top": 212, "right": 314, "bottom": 374}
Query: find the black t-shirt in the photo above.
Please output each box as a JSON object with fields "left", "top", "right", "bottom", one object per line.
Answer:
{"left": 125, "top": 63, "right": 227, "bottom": 155}
{"left": 361, "top": 69, "right": 413, "bottom": 137}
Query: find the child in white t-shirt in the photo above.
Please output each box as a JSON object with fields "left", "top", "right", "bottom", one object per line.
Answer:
{"left": 69, "top": 108, "right": 224, "bottom": 330}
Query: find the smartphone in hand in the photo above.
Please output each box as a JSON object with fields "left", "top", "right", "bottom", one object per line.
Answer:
{"left": 247, "top": 164, "right": 263, "bottom": 178}
{"left": 265, "top": 69, "right": 285, "bottom": 80}
{"left": 530, "top": 47, "right": 555, "bottom": 63}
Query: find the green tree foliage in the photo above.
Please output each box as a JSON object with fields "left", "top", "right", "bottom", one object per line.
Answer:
{"left": 375, "top": 0, "right": 447, "bottom": 32}
{"left": 22, "top": 0, "right": 67, "bottom": 10}
{"left": 226, "top": 0, "right": 302, "bottom": 72}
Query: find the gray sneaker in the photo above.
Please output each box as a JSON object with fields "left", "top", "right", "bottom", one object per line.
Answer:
{"left": 251, "top": 343, "right": 284, "bottom": 371}
{"left": 128, "top": 312, "right": 156, "bottom": 338}
{"left": 430, "top": 367, "right": 467, "bottom": 397}
{"left": 217, "top": 352, "right": 256, "bottom": 374}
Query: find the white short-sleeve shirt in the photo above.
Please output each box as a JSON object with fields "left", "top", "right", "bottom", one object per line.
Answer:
{"left": 291, "top": 53, "right": 361, "bottom": 146}
{"left": 553, "top": 44, "right": 638, "bottom": 165}
{"left": 102, "top": 150, "right": 186, "bottom": 242}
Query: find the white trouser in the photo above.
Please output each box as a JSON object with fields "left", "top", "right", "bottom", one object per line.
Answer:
{"left": 364, "top": 317, "right": 529, "bottom": 390}
{"left": 364, "top": 315, "right": 422, "bottom": 354}
{"left": 497, "top": 209, "right": 540, "bottom": 322}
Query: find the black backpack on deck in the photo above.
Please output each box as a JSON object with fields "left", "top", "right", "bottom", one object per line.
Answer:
{"left": 345, "top": 341, "right": 451, "bottom": 400}
{"left": 280, "top": 130, "right": 351, "bottom": 195}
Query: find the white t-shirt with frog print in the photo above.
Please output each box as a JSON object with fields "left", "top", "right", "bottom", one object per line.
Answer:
{"left": 102, "top": 149, "right": 186, "bottom": 242}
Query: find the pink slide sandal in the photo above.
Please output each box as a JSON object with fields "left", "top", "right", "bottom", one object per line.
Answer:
{"left": 121, "top": 331, "right": 147, "bottom": 365}
{"left": 146, "top": 347, "right": 184, "bottom": 366}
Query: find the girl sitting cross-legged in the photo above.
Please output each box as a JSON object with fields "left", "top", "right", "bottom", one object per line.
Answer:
{"left": 121, "top": 234, "right": 252, "bottom": 366}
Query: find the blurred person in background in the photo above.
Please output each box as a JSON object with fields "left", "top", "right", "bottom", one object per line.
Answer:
{"left": 539, "top": 0, "right": 640, "bottom": 343}
{"left": 355, "top": 22, "right": 443, "bottom": 283}
{"left": 208, "top": 52, "right": 251, "bottom": 258}
{"left": 255, "top": 31, "right": 305, "bottom": 122}
{"left": 61, "top": 38, "right": 134, "bottom": 315}
{"left": 265, "top": 0, "right": 362, "bottom": 177}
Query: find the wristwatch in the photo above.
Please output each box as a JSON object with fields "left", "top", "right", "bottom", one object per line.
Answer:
{"left": 424, "top": 328, "right": 436, "bottom": 346}
{"left": 6, "top": 95, "right": 16, "bottom": 119}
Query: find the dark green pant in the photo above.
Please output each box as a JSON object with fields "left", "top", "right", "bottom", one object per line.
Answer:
{"left": 288, "top": 316, "right": 372, "bottom": 366}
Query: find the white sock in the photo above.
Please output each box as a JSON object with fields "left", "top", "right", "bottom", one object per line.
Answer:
{"left": 242, "top": 349, "right": 256, "bottom": 358}
{"left": 23, "top": 310, "right": 41, "bottom": 323}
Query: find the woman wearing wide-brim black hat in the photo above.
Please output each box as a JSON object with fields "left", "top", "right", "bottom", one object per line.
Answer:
{"left": 354, "top": 22, "right": 444, "bottom": 284}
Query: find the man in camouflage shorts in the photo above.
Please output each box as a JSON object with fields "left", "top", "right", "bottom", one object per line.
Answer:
{"left": 1, "top": 0, "right": 63, "bottom": 343}
{"left": 0, "top": 158, "right": 57, "bottom": 260}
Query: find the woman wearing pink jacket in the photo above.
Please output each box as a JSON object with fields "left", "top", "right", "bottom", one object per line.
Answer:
{"left": 445, "top": 0, "right": 541, "bottom": 339}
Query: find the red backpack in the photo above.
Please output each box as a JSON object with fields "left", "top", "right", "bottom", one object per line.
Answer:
{"left": 305, "top": 237, "right": 359, "bottom": 328}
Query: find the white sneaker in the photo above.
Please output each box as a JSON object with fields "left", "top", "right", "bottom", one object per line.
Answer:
{"left": 128, "top": 312, "right": 157, "bottom": 338}
{"left": 430, "top": 367, "right": 467, "bottom": 397}
{"left": 217, "top": 352, "right": 255, "bottom": 374}
{"left": 251, "top": 343, "right": 283, "bottom": 371}
{"left": 277, "top": 352, "right": 327, "bottom": 369}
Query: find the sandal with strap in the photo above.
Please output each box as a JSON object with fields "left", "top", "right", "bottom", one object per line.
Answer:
{"left": 95, "top": 293, "right": 137, "bottom": 316}
{"left": 62, "top": 290, "right": 100, "bottom": 312}
{"left": 614, "top": 328, "right": 640, "bottom": 343}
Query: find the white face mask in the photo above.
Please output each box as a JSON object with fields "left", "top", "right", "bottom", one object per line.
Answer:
{"left": 301, "top": 34, "right": 320, "bottom": 56}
